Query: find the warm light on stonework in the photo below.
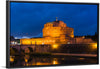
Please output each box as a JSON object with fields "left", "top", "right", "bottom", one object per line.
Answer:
{"left": 20, "top": 20, "right": 74, "bottom": 45}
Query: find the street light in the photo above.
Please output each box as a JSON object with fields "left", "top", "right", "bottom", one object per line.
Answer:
{"left": 52, "top": 44, "right": 59, "bottom": 49}
{"left": 93, "top": 43, "right": 97, "bottom": 49}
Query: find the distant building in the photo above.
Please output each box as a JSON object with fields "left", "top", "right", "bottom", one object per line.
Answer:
{"left": 75, "top": 36, "right": 95, "bottom": 44}
{"left": 10, "top": 36, "right": 20, "bottom": 45}
{"left": 20, "top": 18, "right": 95, "bottom": 45}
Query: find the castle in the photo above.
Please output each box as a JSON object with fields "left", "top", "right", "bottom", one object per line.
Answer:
{"left": 20, "top": 18, "right": 95, "bottom": 45}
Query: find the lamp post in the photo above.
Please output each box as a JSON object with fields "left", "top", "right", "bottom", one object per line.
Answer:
{"left": 35, "top": 41, "right": 36, "bottom": 52}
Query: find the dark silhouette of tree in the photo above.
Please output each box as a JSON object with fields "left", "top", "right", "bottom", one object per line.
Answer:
{"left": 85, "top": 32, "right": 98, "bottom": 42}
{"left": 10, "top": 36, "right": 15, "bottom": 41}
{"left": 91, "top": 32, "right": 98, "bottom": 42}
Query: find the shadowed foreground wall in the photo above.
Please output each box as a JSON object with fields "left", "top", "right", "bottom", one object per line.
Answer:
{"left": 10, "top": 44, "right": 97, "bottom": 54}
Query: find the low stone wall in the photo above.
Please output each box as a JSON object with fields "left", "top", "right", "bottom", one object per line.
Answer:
{"left": 35, "top": 45, "right": 50, "bottom": 53}
{"left": 50, "top": 44, "right": 97, "bottom": 54}
{"left": 10, "top": 44, "right": 97, "bottom": 55}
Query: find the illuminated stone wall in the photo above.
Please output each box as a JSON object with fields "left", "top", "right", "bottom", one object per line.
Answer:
{"left": 43, "top": 21, "right": 74, "bottom": 38}
{"left": 75, "top": 37, "right": 95, "bottom": 44}
{"left": 20, "top": 37, "right": 56, "bottom": 45}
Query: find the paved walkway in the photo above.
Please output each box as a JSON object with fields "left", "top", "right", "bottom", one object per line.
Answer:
{"left": 52, "top": 53, "right": 97, "bottom": 57}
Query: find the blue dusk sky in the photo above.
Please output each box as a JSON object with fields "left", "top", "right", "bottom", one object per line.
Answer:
{"left": 10, "top": 2, "right": 98, "bottom": 38}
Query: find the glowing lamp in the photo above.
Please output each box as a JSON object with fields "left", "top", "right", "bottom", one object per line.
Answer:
{"left": 93, "top": 43, "right": 97, "bottom": 49}
{"left": 52, "top": 44, "right": 59, "bottom": 49}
